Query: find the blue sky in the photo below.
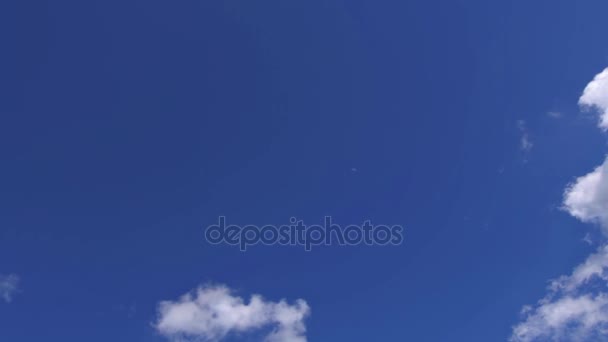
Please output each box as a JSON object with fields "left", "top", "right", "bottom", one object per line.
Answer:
{"left": 3, "top": 0, "right": 608, "bottom": 341}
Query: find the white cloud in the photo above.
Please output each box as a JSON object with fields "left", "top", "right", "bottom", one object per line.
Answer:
{"left": 512, "top": 294, "right": 608, "bottom": 342}
{"left": 563, "top": 157, "right": 608, "bottom": 232}
{"left": 550, "top": 246, "right": 608, "bottom": 293}
{"left": 0, "top": 274, "right": 19, "bottom": 303}
{"left": 154, "top": 284, "right": 310, "bottom": 342}
{"left": 511, "top": 67, "right": 608, "bottom": 341}
{"left": 512, "top": 183, "right": 608, "bottom": 342}
{"left": 511, "top": 246, "right": 608, "bottom": 341}
{"left": 579, "top": 67, "right": 608, "bottom": 130}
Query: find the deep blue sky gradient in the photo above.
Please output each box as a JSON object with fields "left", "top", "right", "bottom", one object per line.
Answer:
{"left": 2, "top": 0, "right": 608, "bottom": 340}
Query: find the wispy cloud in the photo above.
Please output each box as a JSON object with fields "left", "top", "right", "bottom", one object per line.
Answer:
{"left": 547, "top": 111, "right": 563, "bottom": 119}
{"left": 154, "top": 284, "right": 310, "bottom": 342}
{"left": 0, "top": 274, "right": 19, "bottom": 303}
{"left": 518, "top": 120, "right": 533, "bottom": 152}
{"left": 511, "top": 246, "right": 608, "bottom": 341}
{"left": 511, "top": 68, "right": 608, "bottom": 341}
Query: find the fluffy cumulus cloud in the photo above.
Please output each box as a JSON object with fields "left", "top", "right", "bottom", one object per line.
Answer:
{"left": 154, "top": 284, "right": 310, "bottom": 342}
{"left": 564, "top": 158, "right": 608, "bottom": 231}
{"left": 0, "top": 274, "right": 19, "bottom": 303}
{"left": 511, "top": 68, "right": 608, "bottom": 341}
{"left": 579, "top": 67, "right": 608, "bottom": 130}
